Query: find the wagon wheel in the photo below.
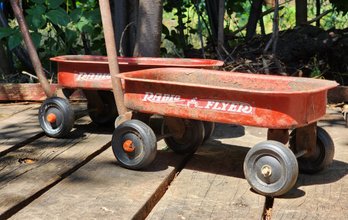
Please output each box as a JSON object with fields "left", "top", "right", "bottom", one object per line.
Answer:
{"left": 243, "top": 140, "right": 298, "bottom": 197}
{"left": 203, "top": 121, "right": 215, "bottom": 141}
{"left": 162, "top": 117, "right": 204, "bottom": 154}
{"left": 112, "top": 119, "right": 157, "bottom": 170}
{"left": 289, "top": 127, "right": 334, "bottom": 174}
{"left": 88, "top": 91, "right": 118, "bottom": 126}
{"left": 38, "top": 97, "right": 75, "bottom": 138}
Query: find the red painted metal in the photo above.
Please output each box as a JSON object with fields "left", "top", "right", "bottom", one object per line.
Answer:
{"left": 51, "top": 55, "right": 224, "bottom": 90}
{"left": 118, "top": 68, "right": 338, "bottom": 129}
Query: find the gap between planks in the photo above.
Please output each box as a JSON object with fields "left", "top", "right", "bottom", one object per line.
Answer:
{"left": 133, "top": 152, "right": 194, "bottom": 220}
{"left": 0, "top": 132, "right": 44, "bottom": 158}
{"left": 0, "top": 142, "right": 111, "bottom": 219}
{"left": 262, "top": 196, "right": 275, "bottom": 220}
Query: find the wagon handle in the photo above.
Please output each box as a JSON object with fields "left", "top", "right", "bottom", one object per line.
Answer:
{"left": 10, "top": 0, "right": 54, "bottom": 97}
{"left": 99, "top": 0, "right": 129, "bottom": 119}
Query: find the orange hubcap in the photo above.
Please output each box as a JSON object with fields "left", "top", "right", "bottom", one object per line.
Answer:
{"left": 123, "top": 140, "right": 135, "bottom": 153}
{"left": 46, "top": 113, "right": 57, "bottom": 123}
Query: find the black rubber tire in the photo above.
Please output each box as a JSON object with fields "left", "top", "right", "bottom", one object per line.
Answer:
{"left": 162, "top": 118, "right": 204, "bottom": 154}
{"left": 38, "top": 97, "right": 75, "bottom": 138}
{"left": 203, "top": 121, "right": 215, "bottom": 141}
{"left": 88, "top": 91, "right": 117, "bottom": 126}
{"left": 243, "top": 140, "right": 299, "bottom": 197}
{"left": 289, "top": 127, "right": 335, "bottom": 174}
{"left": 112, "top": 119, "right": 157, "bottom": 170}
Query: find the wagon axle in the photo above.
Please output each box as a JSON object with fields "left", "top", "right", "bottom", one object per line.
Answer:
{"left": 46, "top": 113, "right": 57, "bottom": 124}
{"left": 261, "top": 165, "right": 272, "bottom": 177}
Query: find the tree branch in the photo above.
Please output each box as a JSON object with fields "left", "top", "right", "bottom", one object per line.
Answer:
{"left": 306, "top": 9, "right": 333, "bottom": 25}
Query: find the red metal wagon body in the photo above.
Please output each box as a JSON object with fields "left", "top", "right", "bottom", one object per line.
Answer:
{"left": 112, "top": 67, "right": 338, "bottom": 197}
{"left": 42, "top": 56, "right": 338, "bottom": 197}
{"left": 50, "top": 55, "right": 224, "bottom": 90}
{"left": 40, "top": 55, "right": 223, "bottom": 139}
{"left": 117, "top": 67, "right": 337, "bottom": 129}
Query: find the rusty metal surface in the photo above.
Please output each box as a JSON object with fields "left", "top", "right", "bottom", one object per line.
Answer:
{"left": 99, "top": 0, "right": 128, "bottom": 115}
{"left": 53, "top": 56, "right": 223, "bottom": 90}
{"left": 51, "top": 55, "right": 224, "bottom": 68}
{"left": 267, "top": 129, "right": 289, "bottom": 144}
{"left": 118, "top": 68, "right": 338, "bottom": 129}
{"left": 295, "top": 123, "right": 318, "bottom": 158}
{"left": 119, "top": 68, "right": 337, "bottom": 94}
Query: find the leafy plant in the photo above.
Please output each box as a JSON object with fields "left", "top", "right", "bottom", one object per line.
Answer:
{"left": 0, "top": 0, "right": 105, "bottom": 71}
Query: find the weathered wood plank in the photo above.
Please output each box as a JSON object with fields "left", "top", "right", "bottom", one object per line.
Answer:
{"left": 147, "top": 124, "right": 267, "bottom": 220}
{"left": 0, "top": 103, "right": 37, "bottom": 121}
{"left": 0, "top": 84, "right": 56, "bottom": 101}
{"left": 0, "top": 102, "right": 89, "bottom": 156}
{"left": 0, "top": 84, "right": 86, "bottom": 101}
{"left": 0, "top": 105, "right": 43, "bottom": 155}
{"left": 0, "top": 118, "right": 113, "bottom": 218}
{"left": 9, "top": 141, "right": 188, "bottom": 219}
{"left": 272, "top": 110, "right": 348, "bottom": 220}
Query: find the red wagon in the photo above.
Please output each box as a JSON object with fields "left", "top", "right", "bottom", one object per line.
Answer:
{"left": 39, "top": 55, "right": 338, "bottom": 197}
{"left": 38, "top": 55, "right": 223, "bottom": 138}
{"left": 110, "top": 67, "right": 337, "bottom": 196}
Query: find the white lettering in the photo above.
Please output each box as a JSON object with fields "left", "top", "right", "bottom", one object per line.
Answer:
{"left": 212, "top": 102, "right": 222, "bottom": 110}
{"left": 76, "top": 72, "right": 111, "bottom": 81}
{"left": 154, "top": 93, "right": 162, "bottom": 102}
{"left": 205, "top": 101, "right": 215, "bottom": 109}
{"left": 221, "top": 102, "right": 229, "bottom": 111}
{"left": 142, "top": 92, "right": 182, "bottom": 103}
{"left": 228, "top": 104, "right": 238, "bottom": 112}
{"left": 162, "top": 94, "right": 171, "bottom": 102}
{"left": 142, "top": 91, "right": 253, "bottom": 115}
{"left": 242, "top": 105, "right": 253, "bottom": 114}
{"left": 142, "top": 92, "right": 154, "bottom": 101}
{"left": 173, "top": 95, "right": 181, "bottom": 102}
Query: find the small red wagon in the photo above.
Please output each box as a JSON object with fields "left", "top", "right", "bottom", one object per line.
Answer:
{"left": 38, "top": 55, "right": 223, "bottom": 137}
{"left": 111, "top": 67, "right": 337, "bottom": 196}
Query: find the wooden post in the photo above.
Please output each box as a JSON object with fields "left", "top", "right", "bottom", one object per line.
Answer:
{"left": 133, "top": 0, "right": 163, "bottom": 57}
{"left": 295, "top": 0, "right": 307, "bottom": 26}
{"left": 246, "top": 0, "right": 263, "bottom": 41}
{"left": 217, "top": 0, "right": 225, "bottom": 56}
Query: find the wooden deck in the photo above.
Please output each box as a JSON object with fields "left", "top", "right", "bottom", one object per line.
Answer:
{"left": 0, "top": 102, "right": 347, "bottom": 219}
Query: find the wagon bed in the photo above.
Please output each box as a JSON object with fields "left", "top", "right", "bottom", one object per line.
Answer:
{"left": 118, "top": 67, "right": 338, "bottom": 129}
{"left": 50, "top": 55, "right": 224, "bottom": 90}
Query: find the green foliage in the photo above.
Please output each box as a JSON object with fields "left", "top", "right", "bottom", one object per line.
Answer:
{"left": 162, "top": 0, "right": 250, "bottom": 56}
{"left": 0, "top": 0, "right": 105, "bottom": 70}
{"left": 0, "top": 27, "right": 16, "bottom": 39}
{"left": 0, "top": 0, "right": 346, "bottom": 73}
{"left": 8, "top": 31, "right": 22, "bottom": 50}
{"left": 46, "top": 9, "right": 70, "bottom": 26}
{"left": 162, "top": 0, "right": 194, "bottom": 55}
{"left": 225, "top": 0, "right": 247, "bottom": 16}
{"left": 161, "top": 0, "right": 348, "bottom": 57}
